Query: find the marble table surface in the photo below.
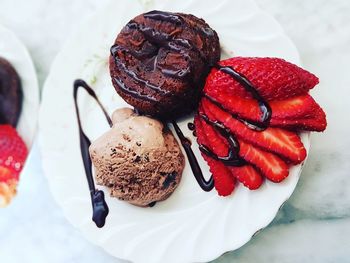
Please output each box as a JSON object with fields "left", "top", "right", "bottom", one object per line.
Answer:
{"left": 1, "top": 0, "right": 350, "bottom": 262}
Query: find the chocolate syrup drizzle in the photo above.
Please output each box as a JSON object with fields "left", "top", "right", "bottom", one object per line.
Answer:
{"left": 73, "top": 79, "right": 111, "bottom": 228}
{"left": 198, "top": 114, "right": 246, "bottom": 166}
{"left": 172, "top": 121, "right": 214, "bottom": 191}
{"left": 213, "top": 64, "right": 272, "bottom": 131}
{"left": 187, "top": 122, "right": 195, "bottom": 131}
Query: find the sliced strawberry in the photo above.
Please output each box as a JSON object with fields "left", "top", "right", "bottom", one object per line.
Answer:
{"left": 203, "top": 155, "right": 236, "bottom": 196}
{"left": 270, "top": 107, "right": 327, "bottom": 131}
{"left": 239, "top": 141, "right": 289, "bottom": 183}
{"left": 269, "top": 95, "right": 320, "bottom": 120}
{"left": 195, "top": 118, "right": 235, "bottom": 196}
{"left": 204, "top": 90, "right": 326, "bottom": 132}
{"left": 202, "top": 98, "right": 307, "bottom": 164}
{"left": 195, "top": 110, "right": 229, "bottom": 156}
{"left": 204, "top": 90, "right": 262, "bottom": 123}
{"left": 195, "top": 109, "right": 263, "bottom": 190}
{"left": 229, "top": 166, "right": 263, "bottom": 190}
{"left": 196, "top": 109, "right": 286, "bottom": 184}
{"left": 204, "top": 57, "right": 319, "bottom": 101}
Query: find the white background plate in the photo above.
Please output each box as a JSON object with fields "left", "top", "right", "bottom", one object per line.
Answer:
{"left": 0, "top": 23, "right": 39, "bottom": 149}
{"left": 39, "top": 0, "right": 309, "bottom": 262}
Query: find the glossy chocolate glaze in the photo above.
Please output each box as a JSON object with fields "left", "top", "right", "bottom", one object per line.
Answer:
{"left": 113, "top": 76, "right": 158, "bottom": 102}
{"left": 144, "top": 11, "right": 215, "bottom": 40}
{"left": 73, "top": 79, "right": 111, "bottom": 228}
{"left": 187, "top": 122, "right": 195, "bottom": 131}
{"left": 111, "top": 45, "right": 169, "bottom": 94}
{"left": 144, "top": 10, "right": 184, "bottom": 25}
{"left": 187, "top": 122, "right": 197, "bottom": 136}
{"left": 148, "top": 201, "right": 157, "bottom": 207}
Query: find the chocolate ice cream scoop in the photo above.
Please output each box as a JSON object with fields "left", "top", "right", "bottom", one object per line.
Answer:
{"left": 89, "top": 108, "right": 185, "bottom": 207}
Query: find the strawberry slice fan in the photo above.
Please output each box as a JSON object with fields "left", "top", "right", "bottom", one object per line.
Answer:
{"left": 0, "top": 125, "right": 28, "bottom": 206}
{"left": 194, "top": 57, "right": 327, "bottom": 196}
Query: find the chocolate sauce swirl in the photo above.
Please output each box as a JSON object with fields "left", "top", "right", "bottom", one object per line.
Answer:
{"left": 111, "top": 45, "right": 169, "bottom": 95}
{"left": 73, "top": 79, "right": 111, "bottom": 228}
{"left": 213, "top": 64, "right": 272, "bottom": 131}
{"left": 198, "top": 114, "right": 246, "bottom": 166}
{"left": 144, "top": 10, "right": 184, "bottom": 25}
{"left": 172, "top": 121, "right": 214, "bottom": 191}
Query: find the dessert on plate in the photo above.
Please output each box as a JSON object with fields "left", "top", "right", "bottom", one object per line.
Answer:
{"left": 73, "top": 10, "right": 327, "bottom": 227}
{"left": 0, "top": 57, "right": 28, "bottom": 206}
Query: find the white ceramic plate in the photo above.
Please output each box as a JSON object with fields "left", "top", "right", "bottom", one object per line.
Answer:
{"left": 0, "top": 23, "right": 39, "bottom": 148}
{"left": 39, "top": 0, "right": 309, "bottom": 262}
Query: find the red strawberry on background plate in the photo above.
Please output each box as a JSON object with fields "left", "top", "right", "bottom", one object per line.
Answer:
{"left": 0, "top": 125, "right": 28, "bottom": 206}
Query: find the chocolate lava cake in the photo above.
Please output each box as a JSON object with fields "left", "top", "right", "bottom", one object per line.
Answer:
{"left": 109, "top": 10, "right": 220, "bottom": 119}
{"left": 0, "top": 57, "right": 22, "bottom": 127}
